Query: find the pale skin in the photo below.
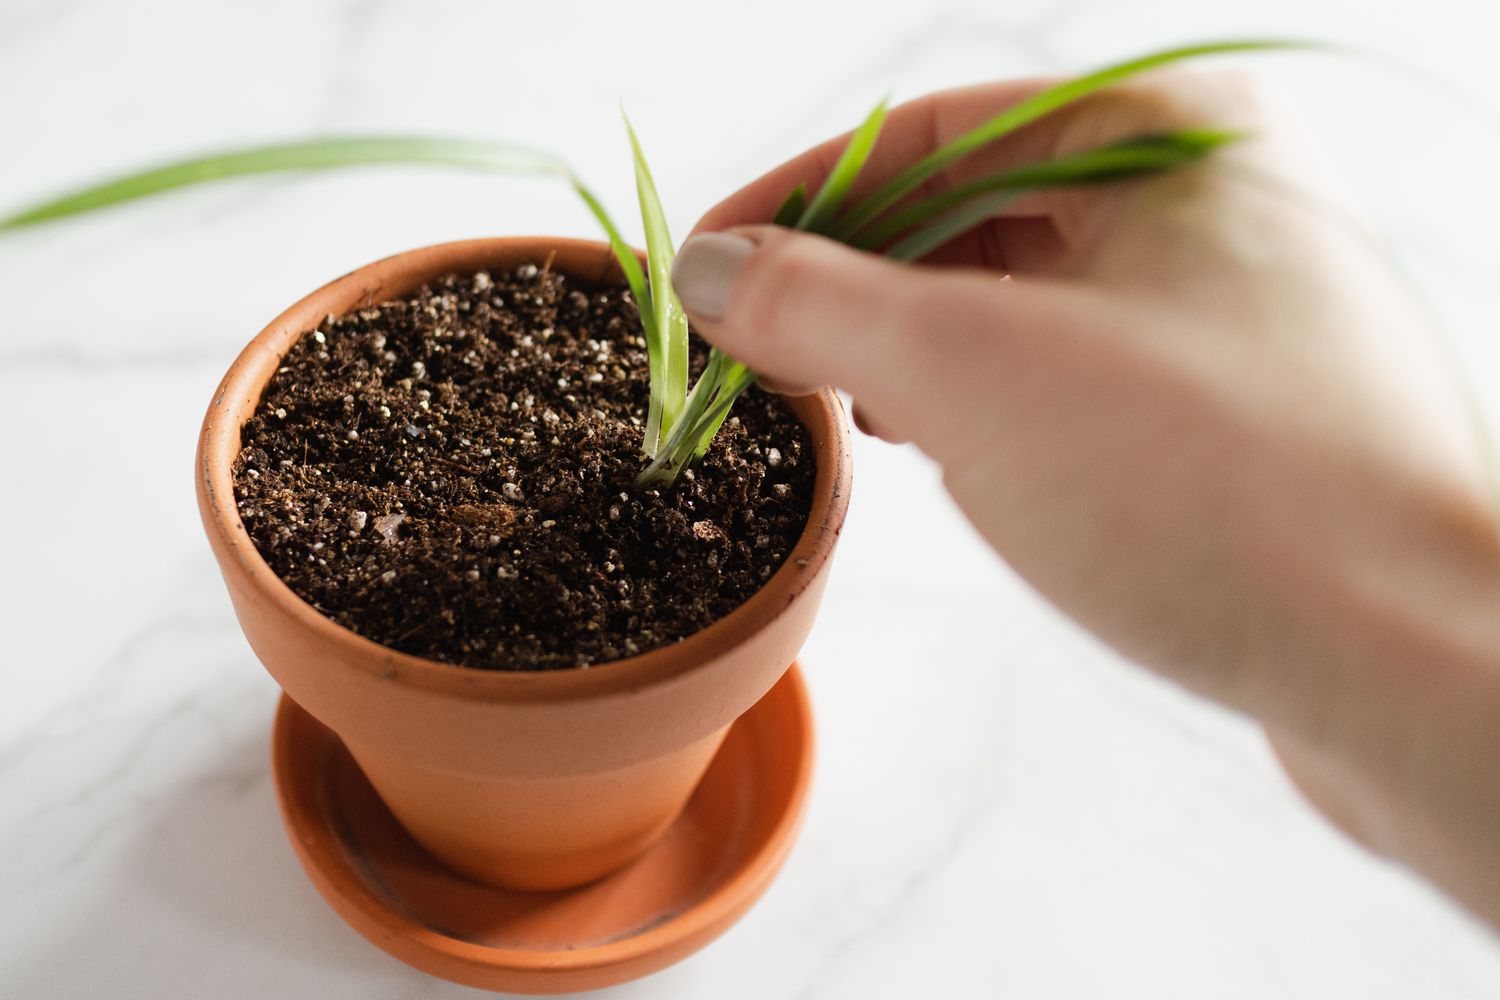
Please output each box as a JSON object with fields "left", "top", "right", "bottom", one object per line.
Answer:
{"left": 670, "top": 73, "right": 1500, "bottom": 929}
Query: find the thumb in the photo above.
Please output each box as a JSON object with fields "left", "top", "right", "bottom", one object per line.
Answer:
{"left": 670, "top": 225, "right": 1064, "bottom": 453}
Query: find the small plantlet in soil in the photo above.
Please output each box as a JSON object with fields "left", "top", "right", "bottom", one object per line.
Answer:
{"left": 234, "top": 265, "right": 814, "bottom": 670}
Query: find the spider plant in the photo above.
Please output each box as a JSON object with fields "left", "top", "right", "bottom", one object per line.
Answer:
{"left": 0, "top": 39, "right": 1297, "bottom": 485}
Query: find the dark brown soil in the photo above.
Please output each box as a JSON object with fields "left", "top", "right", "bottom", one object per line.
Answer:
{"left": 232, "top": 263, "right": 814, "bottom": 671}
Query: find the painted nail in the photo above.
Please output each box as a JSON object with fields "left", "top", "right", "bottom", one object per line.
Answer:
{"left": 671, "top": 233, "right": 755, "bottom": 321}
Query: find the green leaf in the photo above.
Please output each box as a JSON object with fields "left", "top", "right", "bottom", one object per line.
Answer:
{"left": 771, "top": 184, "right": 808, "bottom": 227}
{"left": 571, "top": 179, "right": 655, "bottom": 335}
{"left": 679, "top": 366, "right": 755, "bottom": 457}
{"left": 0, "top": 136, "right": 570, "bottom": 230}
{"left": 858, "top": 129, "right": 1239, "bottom": 250}
{"left": 689, "top": 359, "right": 750, "bottom": 460}
{"left": 796, "top": 98, "right": 889, "bottom": 234}
{"left": 829, "top": 39, "right": 1303, "bottom": 241}
{"left": 624, "top": 114, "right": 691, "bottom": 455}
{"left": 882, "top": 129, "right": 1238, "bottom": 261}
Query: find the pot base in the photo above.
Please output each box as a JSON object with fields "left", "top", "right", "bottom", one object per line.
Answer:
{"left": 271, "top": 663, "right": 814, "bottom": 995}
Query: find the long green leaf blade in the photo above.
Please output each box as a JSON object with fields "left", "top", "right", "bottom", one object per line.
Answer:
{"left": 857, "top": 129, "right": 1238, "bottom": 250}
{"left": 829, "top": 39, "right": 1302, "bottom": 241}
{"left": 796, "top": 99, "right": 889, "bottom": 233}
{"left": 624, "top": 114, "right": 690, "bottom": 455}
{"left": 572, "top": 179, "right": 655, "bottom": 335}
{"left": 0, "top": 136, "right": 570, "bottom": 230}
{"left": 883, "top": 129, "right": 1236, "bottom": 261}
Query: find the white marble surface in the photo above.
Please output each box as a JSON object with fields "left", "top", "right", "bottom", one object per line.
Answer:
{"left": 6, "top": 1, "right": 1500, "bottom": 996}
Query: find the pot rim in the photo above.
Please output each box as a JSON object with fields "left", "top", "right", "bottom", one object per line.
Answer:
{"left": 197, "top": 236, "right": 851, "bottom": 704}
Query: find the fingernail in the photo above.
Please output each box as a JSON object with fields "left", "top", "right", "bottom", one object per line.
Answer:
{"left": 672, "top": 233, "right": 755, "bottom": 321}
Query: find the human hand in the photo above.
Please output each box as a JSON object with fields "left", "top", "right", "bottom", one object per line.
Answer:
{"left": 672, "top": 73, "right": 1500, "bottom": 926}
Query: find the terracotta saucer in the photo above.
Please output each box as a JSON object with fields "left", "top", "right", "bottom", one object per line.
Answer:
{"left": 270, "top": 663, "right": 814, "bottom": 995}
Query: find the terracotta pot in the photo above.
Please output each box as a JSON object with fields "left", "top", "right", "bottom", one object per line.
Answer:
{"left": 197, "top": 237, "right": 851, "bottom": 892}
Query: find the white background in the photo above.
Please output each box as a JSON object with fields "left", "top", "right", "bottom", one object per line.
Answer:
{"left": 4, "top": 0, "right": 1500, "bottom": 997}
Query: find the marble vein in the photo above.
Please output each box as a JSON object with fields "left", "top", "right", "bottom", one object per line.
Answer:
{"left": 789, "top": 783, "right": 1009, "bottom": 1000}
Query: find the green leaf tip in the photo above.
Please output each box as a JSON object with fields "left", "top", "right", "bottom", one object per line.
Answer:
{"left": 623, "top": 113, "right": 691, "bottom": 456}
{"left": 796, "top": 97, "right": 889, "bottom": 234}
